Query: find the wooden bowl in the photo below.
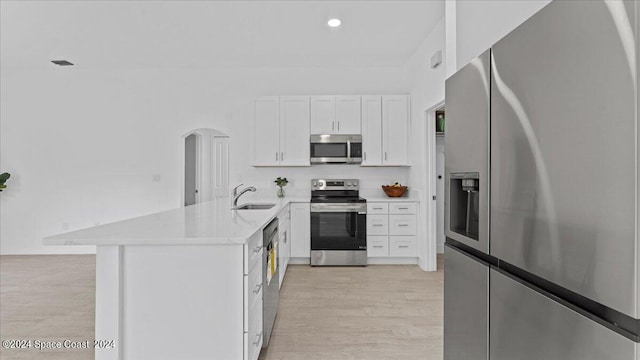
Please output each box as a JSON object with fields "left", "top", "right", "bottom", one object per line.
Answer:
{"left": 382, "top": 185, "right": 408, "bottom": 197}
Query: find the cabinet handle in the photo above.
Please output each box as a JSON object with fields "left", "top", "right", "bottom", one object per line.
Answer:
{"left": 275, "top": 152, "right": 278, "bottom": 161}
{"left": 398, "top": 224, "right": 409, "bottom": 227}
{"left": 399, "top": 245, "right": 410, "bottom": 248}
{"left": 373, "top": 207, "right": 383, "bottom": 210}
{"left": 253, "top": 333, "right": 262, "bottom": 346}
{"left": 337, "top": 121, "right": 340, "bottom": 131}
{"left": 398, "top": 207, "right": 409, "bottom": 210}
{"left": 384, "top": 152, "right": 387, "bottom": 161}
{"left": 372, "top": 224, "right": 383, "bottom": 227}
{"left": 281, "top": 152, "right": 284, "bottom": 161}
{"left": 332, "top": 122, "right": 335, "bottom": 132}
{"left": 373, "top": 245, "right": 384, "bottom": 248}
{"left": 364, "top": 152, "right": 367, "bottom": 161}
{"left": 253, "top": 283, "right": 263, "bottom": 294}
{"left": 253, "top": 245, "right": 262, "bottom": 254}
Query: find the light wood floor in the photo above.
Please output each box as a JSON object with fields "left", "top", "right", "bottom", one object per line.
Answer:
{"left": 1, "top": 255, "right": 443, "bottom": 360}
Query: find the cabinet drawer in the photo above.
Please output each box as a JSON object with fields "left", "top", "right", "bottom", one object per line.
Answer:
{"left": 389, "top": 215, "right": 417, "bottom": 235}
{"left": 245, "top": 232, "right": 263, "bottom": 274}
{"left": 367, "top": 203, "right": 389, "bottom": 214}
{"left": 367, "top": 236, "right": 389, "bottom": 257}
{"left": 244, "top": 299, "right": 263, "bottom": 360}
{"left": 244, "top": 263, "right": 263, "bottom": 332}
{"left": 389, "top": 202, "right": 417, "bottom": 215}
{"left": 367, "top": 215, "right": 388, "bottom": 235}
{"left": 389, "top": 236, "right": 417, "bottom": 257}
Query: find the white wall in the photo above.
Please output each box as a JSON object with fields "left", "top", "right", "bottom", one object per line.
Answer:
{"left": 0, "top": 65, "right": 410, "bottom": 254}
{"left": 454, "top": 0, "right": 551, "bottom": 70}
{"left": 403, "top": 18, "right": 447, "bottom": 270}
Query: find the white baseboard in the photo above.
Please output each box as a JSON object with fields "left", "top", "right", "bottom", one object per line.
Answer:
{"left": 366, "top": 257, "right": 418, "bottom": 265}
{"left": 288, "top": 257, "right": 418, "bottom": 265}
{"left": 288, "top": 257, "right": 310, "bottom": 265}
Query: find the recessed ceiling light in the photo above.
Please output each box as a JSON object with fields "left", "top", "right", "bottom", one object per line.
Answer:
{"left": 51, "top": 60, "right": 74, "bottom": 66}
{"left": 327, "top": 18, "right": 342, "bottom": 28}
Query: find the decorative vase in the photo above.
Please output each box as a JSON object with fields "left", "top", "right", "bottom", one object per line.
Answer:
{"left": 277, "top": 187, "right": 286, "bottom": 198}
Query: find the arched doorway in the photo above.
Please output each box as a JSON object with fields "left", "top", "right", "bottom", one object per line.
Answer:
{"left": 181, "top": 128, "right": 229, "bottom": 207}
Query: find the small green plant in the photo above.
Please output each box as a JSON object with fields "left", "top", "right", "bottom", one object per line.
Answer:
{"left": 0, "top": 172, "right": 10, "bottom": 191}
{"left": 274, "top": 177, "right": 288, "bottom": 189}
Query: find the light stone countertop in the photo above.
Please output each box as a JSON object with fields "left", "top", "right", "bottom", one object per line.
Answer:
{"left": 43, "top": 196, "right": 309, "bottom": 247}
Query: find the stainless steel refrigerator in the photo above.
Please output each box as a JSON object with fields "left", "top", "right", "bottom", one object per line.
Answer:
{"left": 444, "top": 1, "right": 639, "bottom": 359}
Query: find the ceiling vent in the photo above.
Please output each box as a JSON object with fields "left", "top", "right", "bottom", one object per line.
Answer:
{"left": 51, "top": 60, "right": 74, "bottom": 66}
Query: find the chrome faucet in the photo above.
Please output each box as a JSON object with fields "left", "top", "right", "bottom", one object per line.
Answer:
{"left": 232, "top": 184, "right": 257, "bottom": 207}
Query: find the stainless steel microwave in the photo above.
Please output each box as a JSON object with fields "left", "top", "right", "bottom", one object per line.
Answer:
{"left": 310, "top": 134, "right": 362, "bottom": 164}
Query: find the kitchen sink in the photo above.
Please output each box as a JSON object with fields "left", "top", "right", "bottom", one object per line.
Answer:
{"left": 232, "top": 203, "right": 275, "bottom": 210}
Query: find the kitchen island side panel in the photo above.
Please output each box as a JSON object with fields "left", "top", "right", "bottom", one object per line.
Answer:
{"left": 119, "top": 245, "right": 244, "bottom": 360}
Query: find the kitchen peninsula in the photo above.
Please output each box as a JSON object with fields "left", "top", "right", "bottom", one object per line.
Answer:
{"left": 44, "top": 197, "right": 304, "bottom": 360}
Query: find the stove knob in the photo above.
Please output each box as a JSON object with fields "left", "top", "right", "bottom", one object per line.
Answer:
{"left": 312, "top": 182, "right": 317, "bottom": 187}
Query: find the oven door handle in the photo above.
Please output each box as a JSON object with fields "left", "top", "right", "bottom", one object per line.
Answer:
{"left": 347, "top": 139, "right": 351, "bottom": 163}
{"left": 310, "top": 204, "right": 367, "bottom": 213}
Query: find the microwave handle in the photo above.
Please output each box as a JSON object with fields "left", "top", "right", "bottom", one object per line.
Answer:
{"left": 347, "top": 139, "right": 351, "bottom": 162}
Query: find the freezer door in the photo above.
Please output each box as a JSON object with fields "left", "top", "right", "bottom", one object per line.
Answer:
{"left": 490, "top": 0, "right": 637, "bottom": 317}
{"left": 445, "top": 49, "right": 490, "bottom": 253}
{"left": 444, "top": 246, "right": 488, "bottom": 360}
{"left": 490, "top": 268, "right": 635, "bottom": 360}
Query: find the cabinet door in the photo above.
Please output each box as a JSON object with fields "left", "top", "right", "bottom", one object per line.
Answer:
{"left": 335, "top": 95, "right": 361, "bottom": 134}
{"left": 361, "top": 95, "right": 383, "bottom": 165}
{"left": 310, "top": 96, "right": 335, "bottom": 134}
{"left": 280, "top": 96, "right": 310, "bottom": 166}
{"left": 382, "top": 95, "right": 409, "bottom": 165}
{"left": 289, "top": 203, "right": 311, "bottom": 258}
{"left": 252, "top": 97, "right": 280, "bottom": 166}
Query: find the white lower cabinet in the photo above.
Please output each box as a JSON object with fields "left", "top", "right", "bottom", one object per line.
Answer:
{"left": 367, "top": 235, "right": 389, "bottom": 257}
{"left": 278, "top": 205, "right": 291, "bottom": 287}
{"left": 290, "top": 202, "right": 311, "bottom": 258}
{"left": 367, "top": 215, "right": 389, "bottom": 236}
{"left": 367, "top": 201, "right": 418, "bottom": 258}
{"left": 389, "top": 236, "right": 417, "bottom": 257}
{"left": 244, "top": 232, "right": 263, "bottom": 360}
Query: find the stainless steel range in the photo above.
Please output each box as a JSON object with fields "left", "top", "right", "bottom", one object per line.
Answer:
{"left": 310, "top": 179, "right": 367, "bottom": 266}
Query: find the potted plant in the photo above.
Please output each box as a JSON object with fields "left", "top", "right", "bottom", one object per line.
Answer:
{"left": 0, "top": 172, "right": 10, "bottom": 192}
{"left": 274, "top": 177, "right": 288, "bottom": 198}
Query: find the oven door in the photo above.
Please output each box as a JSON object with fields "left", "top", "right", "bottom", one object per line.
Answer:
{"left": 310, "top": 203, "right": 367, "bottom": 250}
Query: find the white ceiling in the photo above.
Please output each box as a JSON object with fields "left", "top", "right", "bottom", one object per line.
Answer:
{"left": 0, "top": 0, "right": 444, "bottom": 69}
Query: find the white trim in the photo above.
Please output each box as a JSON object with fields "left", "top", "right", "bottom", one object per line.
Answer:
{"left": 420, "top": 101, "right": 445, "bottom": 272}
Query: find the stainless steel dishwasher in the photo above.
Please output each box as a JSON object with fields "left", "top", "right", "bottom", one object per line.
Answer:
{"left": 262, "top": 218, "right": 279, "bottom": 348}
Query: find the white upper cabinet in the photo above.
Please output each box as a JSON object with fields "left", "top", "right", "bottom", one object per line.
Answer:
{"left": 310, "top": 96, "right": 361, "bottom": 135}
{"left": 252, "top": 96, "right": 310, "bottom": 167}
{"left": 382, "top": 95, "right": 410, "bottom": 166}
{"left": 310, "top": 96, "right": 335, "bottom": 134}
{"left": 253, "top": 94, "right": 408, "bottom": 167}
{"left": 335, "top": 96, "right": 361, "bottom": 134}
{"left": 361, "top": 96, "right": 383, "bottom": 166}
{"left": 280, "top": 96, "right": 310, "bottom": 166}
{"left": 251, "top": 97, "right": 280, "bottom": 166}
